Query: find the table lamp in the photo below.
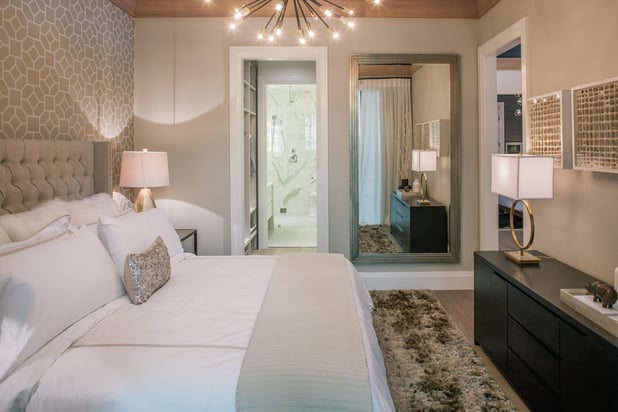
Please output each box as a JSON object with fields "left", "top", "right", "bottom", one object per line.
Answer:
{"left": 491, "top": 154, "right": 554, "bottom": 265}
{"left": 412, "top": 149, "right": 437, "bottom": 205}
{"left": 119, "top": 149, "right": 170, "bottom": 212}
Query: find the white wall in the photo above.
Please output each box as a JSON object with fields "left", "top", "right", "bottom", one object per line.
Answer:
{"left": 134, "top": 17, "right": 479, "bottom": 276}
{"left": 412, "top": 64, "right": 451, "bottom": 207}
{"left": 497, "top": 70, "right": 522, "bottom": 94}
{"left": 480, "top": 0, "right": 618, "bottom": 283}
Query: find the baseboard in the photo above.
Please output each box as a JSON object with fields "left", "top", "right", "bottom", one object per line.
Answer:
{"left": 359, "top": 270, "right": 474, "bottom": 291}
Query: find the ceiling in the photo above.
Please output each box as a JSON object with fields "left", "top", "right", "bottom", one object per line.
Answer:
{"left": 110, "top": 0, "right": 501, "bottom": 19}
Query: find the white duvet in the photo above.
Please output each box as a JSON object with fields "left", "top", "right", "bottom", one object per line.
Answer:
{"left": 1, "top": 255, "right": 395, "bottom": 412}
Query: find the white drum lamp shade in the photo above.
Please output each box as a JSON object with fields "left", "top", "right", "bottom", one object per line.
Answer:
{"left": 411, "top": 150, "right": 437, "bottom": 172}
{"left": 120, "top": 150, "right": 169, "bottom": 212}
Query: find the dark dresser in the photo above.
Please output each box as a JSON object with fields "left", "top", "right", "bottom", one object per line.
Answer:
{"left": 389, "top": 191, "right": 448, "bottom": 253}
{"left": 474, "top": 251, "right": 618, "bottom": 411}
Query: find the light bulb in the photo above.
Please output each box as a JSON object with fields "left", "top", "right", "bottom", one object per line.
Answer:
{"left": 275, "top": 2, "right": 283, "bottom": 11}
{"left": 308, "top": 30, "right": 315, "bottom": 38}
{"left": 275, "top": 27, "right": 282, "bottom": 36}
{"left": 325, "top": 9, "right": 332, "bottom": 17}
{"left": 229, "top": 22, "right": 237, "bottom": 30}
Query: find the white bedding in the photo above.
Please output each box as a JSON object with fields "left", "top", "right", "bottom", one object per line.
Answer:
{"left": 2, "top": 255, "right": 395, "bottom": 412}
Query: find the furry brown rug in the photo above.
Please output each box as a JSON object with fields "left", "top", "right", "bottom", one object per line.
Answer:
{"left": 371, "top": 290, "right": 517, "bottom": 412}
{"left": 359, "top": 225, "right": 403, "bottom": 254}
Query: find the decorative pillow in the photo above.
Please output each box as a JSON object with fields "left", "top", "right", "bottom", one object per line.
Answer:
{"left": 66, "top": 193, "right": 122, "bottom": 227}
{"left": 97, "top": 208, "right": 184, "bottom": 276}
{"left": 0, "top": 215, "right": 71, "bottom": 257}
{"left": 0, "top": 227, "right": 125, "bottom": 381}
{"left": 0, "top": 199, "right": 69, "bottom": 241}
{"left": 123, "top": 236, "right": 171, "bottom": 304}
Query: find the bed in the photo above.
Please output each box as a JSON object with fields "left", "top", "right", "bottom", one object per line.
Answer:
{"left": 0, "top": 139, "right": 395, "bottom": 411}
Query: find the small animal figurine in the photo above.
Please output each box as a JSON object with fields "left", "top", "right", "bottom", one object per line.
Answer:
{"left": 585, "top": 280, "right": 618, "bottom": 308}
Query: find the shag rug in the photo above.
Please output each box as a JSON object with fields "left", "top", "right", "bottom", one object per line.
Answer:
{"left": 359, "top": 225, "right": 404, "bottom": 254}
{"left": 370, "top": 290, "right": 517, "bottom": 412}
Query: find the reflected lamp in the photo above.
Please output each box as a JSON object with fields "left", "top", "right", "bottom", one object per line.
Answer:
{"left": 491, "top": 154, "right": 554, "bottom": 265}
{"left": 120, "top": 149, "right": 170, "bottom": 212}
{"left": 411, "top": 149, "right": 437, "bottom": 204}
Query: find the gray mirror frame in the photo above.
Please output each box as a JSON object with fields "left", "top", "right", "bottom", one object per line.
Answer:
{"left": 349, "top": 54, "right": 460, "bottom": 264}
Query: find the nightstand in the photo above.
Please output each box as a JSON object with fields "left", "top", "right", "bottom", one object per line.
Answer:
{"left": 175, "top": 228, "right": 197, "bottom": 255}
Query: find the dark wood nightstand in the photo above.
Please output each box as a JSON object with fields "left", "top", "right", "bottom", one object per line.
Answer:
{"left": 175, "top": 229, "right": 197, "bottom": 255}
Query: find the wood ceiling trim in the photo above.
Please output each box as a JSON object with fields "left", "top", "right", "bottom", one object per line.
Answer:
{"left": 109, "top": 0, "right": 136, "bottom": 16}
{"left": 132, "top": 0, "right": 500, "bottom": 19}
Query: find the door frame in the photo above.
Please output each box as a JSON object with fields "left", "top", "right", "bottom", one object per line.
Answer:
{"left": 229, "top": 46, "right": 329, "bottom": 254}
{"left": 478, "top": 17, "right": 528, "bottom": 250}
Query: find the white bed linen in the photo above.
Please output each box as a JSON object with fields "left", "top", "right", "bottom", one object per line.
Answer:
{"left": 2, "top": 255, "right": 394, "bottom": 412}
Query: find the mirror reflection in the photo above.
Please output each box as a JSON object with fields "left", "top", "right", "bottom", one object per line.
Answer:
{"left": 350, "top": 54, "right": 460, "bottom": 263}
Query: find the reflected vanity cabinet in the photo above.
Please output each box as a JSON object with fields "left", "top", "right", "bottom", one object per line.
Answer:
{"left": 474, "top": 251, "right": 618, "bottom": 411}
{"left": 389, "top": 192, "right": 447, "bottom": 253}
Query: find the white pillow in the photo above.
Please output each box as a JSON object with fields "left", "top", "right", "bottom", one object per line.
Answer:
{"left": 97, "top": 208, "right": 184, "bottom": 276}
{"left": 0, "top": 199, "right": 69, "bottom": 241}
{"left": 0, "top": 224, "right": 11, "bottom": 244}
{"left": 0, "top": 228, "right": 125, "bottom": 380}
{"left": 0, "top": 215, "right": 71, "bottom": 257}
{"left": 66, "top": 193, "right": 122, "bottom": 227}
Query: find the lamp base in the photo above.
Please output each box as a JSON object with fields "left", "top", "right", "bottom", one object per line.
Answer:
{"left": 134, "top": 187, "right": 156, "bottom": 213}
{"left": 504, "top": 250, "right": 540, "bottom": 265}
{"left": 416, "top": 199, "right": 431, "bottom": 205}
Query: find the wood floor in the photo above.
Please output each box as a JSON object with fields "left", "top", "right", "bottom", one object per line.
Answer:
{"left": 434, "top": 290, "right": 529, "bottom": 412}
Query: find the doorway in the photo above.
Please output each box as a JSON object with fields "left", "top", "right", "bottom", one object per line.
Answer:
{"left": 264, "top": 79, "right": 317, "bottom": 248}
{"left": 478, "top": 18, "right": 528, "bottom": 251}
{"left": 229, "top": 47, "right": 328, "bottom": 255}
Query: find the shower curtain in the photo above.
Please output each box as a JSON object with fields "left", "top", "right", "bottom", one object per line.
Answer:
{"left": 359, "top": 78, "right": 412, "bottom": 225}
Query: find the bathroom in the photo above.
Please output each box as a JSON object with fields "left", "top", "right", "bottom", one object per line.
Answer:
{"left": 259, "top": 61, "right": 317, "bottom": 248}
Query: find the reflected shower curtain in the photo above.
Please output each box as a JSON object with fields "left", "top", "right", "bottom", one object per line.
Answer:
{"left": 359, "top": 78, "right": 411, "bottom": 225}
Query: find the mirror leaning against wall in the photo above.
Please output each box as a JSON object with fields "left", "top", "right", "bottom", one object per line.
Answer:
{"left": 350, "top": 54, "right": 460, "bottom": 264}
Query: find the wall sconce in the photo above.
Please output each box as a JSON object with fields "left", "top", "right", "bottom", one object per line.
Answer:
{"left": 119, "top": 149, "right": 170, "bottom": 212}
{"left": 491, "top": 154, "right": 554, "bottom": 265}
{"left": 412, "top": 149, "right": 437, "bottom": 205}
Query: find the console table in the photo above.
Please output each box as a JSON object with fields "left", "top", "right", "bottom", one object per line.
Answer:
{"left": 474, "top": 251, "right": 618, "bottom": 411}
{"left": 390, "top": 192, "right": 447, "bottom": 253}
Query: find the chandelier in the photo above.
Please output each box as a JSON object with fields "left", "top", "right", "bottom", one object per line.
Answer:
{"left": 230, "top": 0, "right": 382, "bottom": 44}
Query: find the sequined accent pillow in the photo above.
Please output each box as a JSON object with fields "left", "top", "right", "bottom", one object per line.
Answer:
{"left": 123, "top": 236, "right": 171, "bottom": 304}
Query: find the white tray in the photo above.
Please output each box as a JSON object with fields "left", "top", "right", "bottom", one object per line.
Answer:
{"left": 560, "top": 288, "right": 618, "bottom": 337}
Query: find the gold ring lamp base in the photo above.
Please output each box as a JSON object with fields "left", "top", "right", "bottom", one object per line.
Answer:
{"left": 505, "top": 199, "right": 540, "bottom": 265}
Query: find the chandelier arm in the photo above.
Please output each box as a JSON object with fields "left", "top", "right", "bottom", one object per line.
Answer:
{"left": 273, "top": 0, "right": 288, "bottom": 32}
{"left": 319, "top": 0, "right": 346, "bottom": 12}
{"left": 293, "top": 0, "right": 302, "bottom": 30}
{"left": 241, "top": 0, "right": 267, "bottom": 10}
{"left": 304, "top": 0, "right": 331, "bottom": 29}
{"left": 298, "top": 0, "right": 312, "bottom": 32}
{"left": 244, "top": 0, "right": 272, "bottom": 19}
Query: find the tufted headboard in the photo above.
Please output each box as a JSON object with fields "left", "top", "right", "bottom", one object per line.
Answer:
{"left": 0, "top": 139, "right": 111, "bottom": 215}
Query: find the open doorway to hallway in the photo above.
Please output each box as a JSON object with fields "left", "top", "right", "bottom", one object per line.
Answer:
{"left": 496, "top": 44, "right": 524, "bottom": 251}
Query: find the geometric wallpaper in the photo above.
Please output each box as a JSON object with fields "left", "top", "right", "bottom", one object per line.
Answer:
{"left": 0, "top": 0, "right": 134, "bottom": 192}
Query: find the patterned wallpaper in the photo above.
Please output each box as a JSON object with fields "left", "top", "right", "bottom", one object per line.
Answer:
{"left": 0, "top": 0, "right": 134, "bottom": 191}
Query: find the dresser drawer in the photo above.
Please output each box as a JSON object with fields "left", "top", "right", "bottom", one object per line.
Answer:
{"left": 507, "top": 284, "right": 559, "bottom": 354}
{"left": 507, "top": 349, "right": 559, "bottom": 411}
{"left": 507, "top": 317, "right": 559, "bottom": 392}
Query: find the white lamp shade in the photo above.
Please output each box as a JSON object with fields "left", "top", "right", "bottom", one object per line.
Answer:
{"left": 411, "top": 150, "right": 437, "bottom": 172}
{"left": 119, "top": 151, "right": 170, "bottom": 188}
{"left": 491, "top": 154, "right": 554, "bottom": 199}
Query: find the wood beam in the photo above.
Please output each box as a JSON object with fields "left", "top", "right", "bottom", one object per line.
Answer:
{"left": 133, "top": 0, "right": 500, "bottom": 19}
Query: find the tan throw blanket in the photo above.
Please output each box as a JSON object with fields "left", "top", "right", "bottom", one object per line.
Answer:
{"left": 236, "top": 253, "right": 372, "bottom": 412}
